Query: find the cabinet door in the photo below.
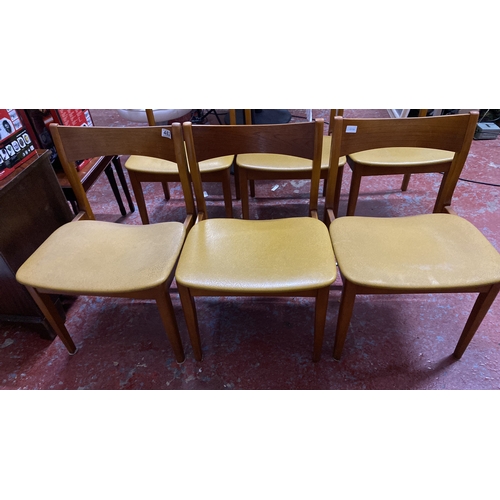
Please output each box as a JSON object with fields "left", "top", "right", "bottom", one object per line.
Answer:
{"left": 0, "top": 150, "right": 72, "bottom": 327}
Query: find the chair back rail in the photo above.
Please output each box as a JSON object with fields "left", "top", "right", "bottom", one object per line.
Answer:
{"left": 325, "top": 112, "right": 479, "bottom": 220}
{"left": 183, "top": 120, "right": 325, "bottom": 219}
{"left": 50, "top": 123, "right": 195, "bottom": 222}
{"left": 333, "top": 113, "right": 478, "bottom": 155}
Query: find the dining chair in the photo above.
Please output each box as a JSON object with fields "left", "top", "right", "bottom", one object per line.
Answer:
{"left": 325, "top": 111, "right": 500, "bottom": 361}
{"left": 16, "top": 123, "right": 196, "bottom": 363}
{"left": 124, "top": 109, "right": 234, "bottom": 223}
{"left": 331, "top": 109, "right": 462, "bottom": 216}
{"left": 230, "top": 109, "right": 347, "bottom": 219}
{"left": 176, "top": 119, "right": 337, "bottom": 362}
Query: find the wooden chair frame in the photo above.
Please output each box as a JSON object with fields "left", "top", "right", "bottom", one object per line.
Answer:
{"left": 325, "top": 112, "right": 479, "bottom": 222}
{"left": 177, "top": 119, "right": 335, "bottom": 362}
{"left": 24, "top": 124, "right": 196, "bottom": 363}
{"left": 186, "top": 120, "right": 325, "bottom": 221}
{"left": 333, "top": 280, "right": 500, "bottom": 360}
{"left": 324, "top": 112, "right": 500, "bottom": 361}
{"left": 231, "top": 109, "right": 344, "bottom": 219}
{"left": 125, "top": 109, "right": 233, "bottom": 224}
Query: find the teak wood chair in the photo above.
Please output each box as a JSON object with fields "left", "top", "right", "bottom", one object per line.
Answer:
{"left": 325, "top": 111, "right": 500, "bottom": 361}
{"left": 175, "top": 119, "right": 337, "bottom": 362}
{"left": 230, "top": 109, "right": 346, "bottom": 219}
{"left": 124, "top": 109, "right": 234, "bottom": 223}
{"left": 331, "top": 109, "right": 460, "bottom": 216}
{"left": 16, "top": 123, "right": 195, "bottom": 363}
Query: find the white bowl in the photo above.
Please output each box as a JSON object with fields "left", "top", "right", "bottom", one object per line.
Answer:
{"left": 117, "top": 109, "right": 192, "bottom": 123}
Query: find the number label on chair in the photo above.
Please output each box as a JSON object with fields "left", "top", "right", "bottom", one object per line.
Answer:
{"left": 161, "top": 128, "right": 172, "bottom": 139}
{"left": 346, "top": 125, "right": 357, "bottom": 133}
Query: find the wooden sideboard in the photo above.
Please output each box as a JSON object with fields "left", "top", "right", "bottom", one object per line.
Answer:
{"left": 0, "top": 150, "right": 73, "bottom": 338}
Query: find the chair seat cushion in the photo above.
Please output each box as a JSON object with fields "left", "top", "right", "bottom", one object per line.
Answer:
{"left": 16, "top": 220, "right": 186, "bottom": 295}
{"left": 125, "top": 155, "right": 234, "bottom": 174}
{"left": 175, "top": 218, "right": 337, "bottom": 293}
{"left": 330, "top": 214, "right": 500, "bottom": 290}
{"left": 236, "top": 136, "right": 346, "bottom": 172}
{"left": 348, "top": 147, "right": 454, "bottom": 167}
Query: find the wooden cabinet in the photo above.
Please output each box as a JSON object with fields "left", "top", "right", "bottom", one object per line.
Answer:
{"left": 0, "top": 150, "right": 73, "bottom": 338}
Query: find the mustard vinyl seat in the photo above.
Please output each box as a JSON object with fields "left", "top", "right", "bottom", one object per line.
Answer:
{"left": 126, "top": 154, "right": 234, "bottom": 176}
{"left": 176, "top": 119, "right": 337, "bottom": 362}
{"left": 17, "top": 220, "right": 186, "bottom": 295}
{"left": 15, "top": 124, "right": 196, "bottom": 364}
{"left": 330, "top": 214, "right": 500, "bottom": 290}
{"left": 232, "top": 110, "right": 346, "bottom": 219}
{"left": 237, "top": 135, "right": 344, "bottom": 173}
{"left": 325, "top": 112, "right": 500, "bottom": 362}
{"left": 124, "top": 109, "right": 234, "bottom": 222}
{"left": 348, "top": 146, "right": 453, "bottom": 168}
{"left": 176, "top": 217, "right": 336, "bottom": 293}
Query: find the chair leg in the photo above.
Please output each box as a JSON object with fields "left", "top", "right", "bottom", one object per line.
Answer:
{"left": 401, "top": 173, "right": 411, "bottom": 191}
{"left": 250, "top": 180, "right": 256, "bottom": 198}
{"left": 161, "top": 181, "right": 171, "bottom": 201}
{"left": 346, "top": 168, "right": 362, "bottom": 216}
{"left": 239, "top": 168, "right": 251, "bottom": 220}
{"left": 104, "top": 165, "right": 127, "bottom": 216}
{"left": 177, "top": 284, "right": 203, "bottom": 361}
{"left": 433, "top": 169, "right": 454, "bottom": 213}
{"left": 312, "top": 286, "right": 331, "bottom": 362}
{"left": 221, "top": 169, "right": 233, "bottom": 218}
{"left": 112, "top": 156, "right": 135, "bottom": 212}
{"left": 233, "top": 160, "right": 241, "bottom": 200}
{"left": 333, "top": 278, "right": 357, "bottom": 360}
{"left": 333, "top": 165, "right": 344, "bottom": 217}
{"left": 154, "top": 284, "right": 185, "bottom": 363}
{"left": 453, "top": 283, "right": 500, "bottom": 359}
{"left": 128, "top": 172, "right": 150, "bottom": 224}
{"left": 25, "top": 286, "right": 77, "bottom": 354}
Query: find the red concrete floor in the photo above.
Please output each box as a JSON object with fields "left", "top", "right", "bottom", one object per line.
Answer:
{"left": 1, "top": 109, "right": 499, "bottom": 390}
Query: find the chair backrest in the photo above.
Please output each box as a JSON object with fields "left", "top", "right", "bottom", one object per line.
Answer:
{"left": 325, "top": 111, "right": 479, "bottom": 222}
{"left": 183, "top": 119, "right": 325, "bottom": 220}
{"left": 49, "top": 123, "right": 195, "bottom": 225}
